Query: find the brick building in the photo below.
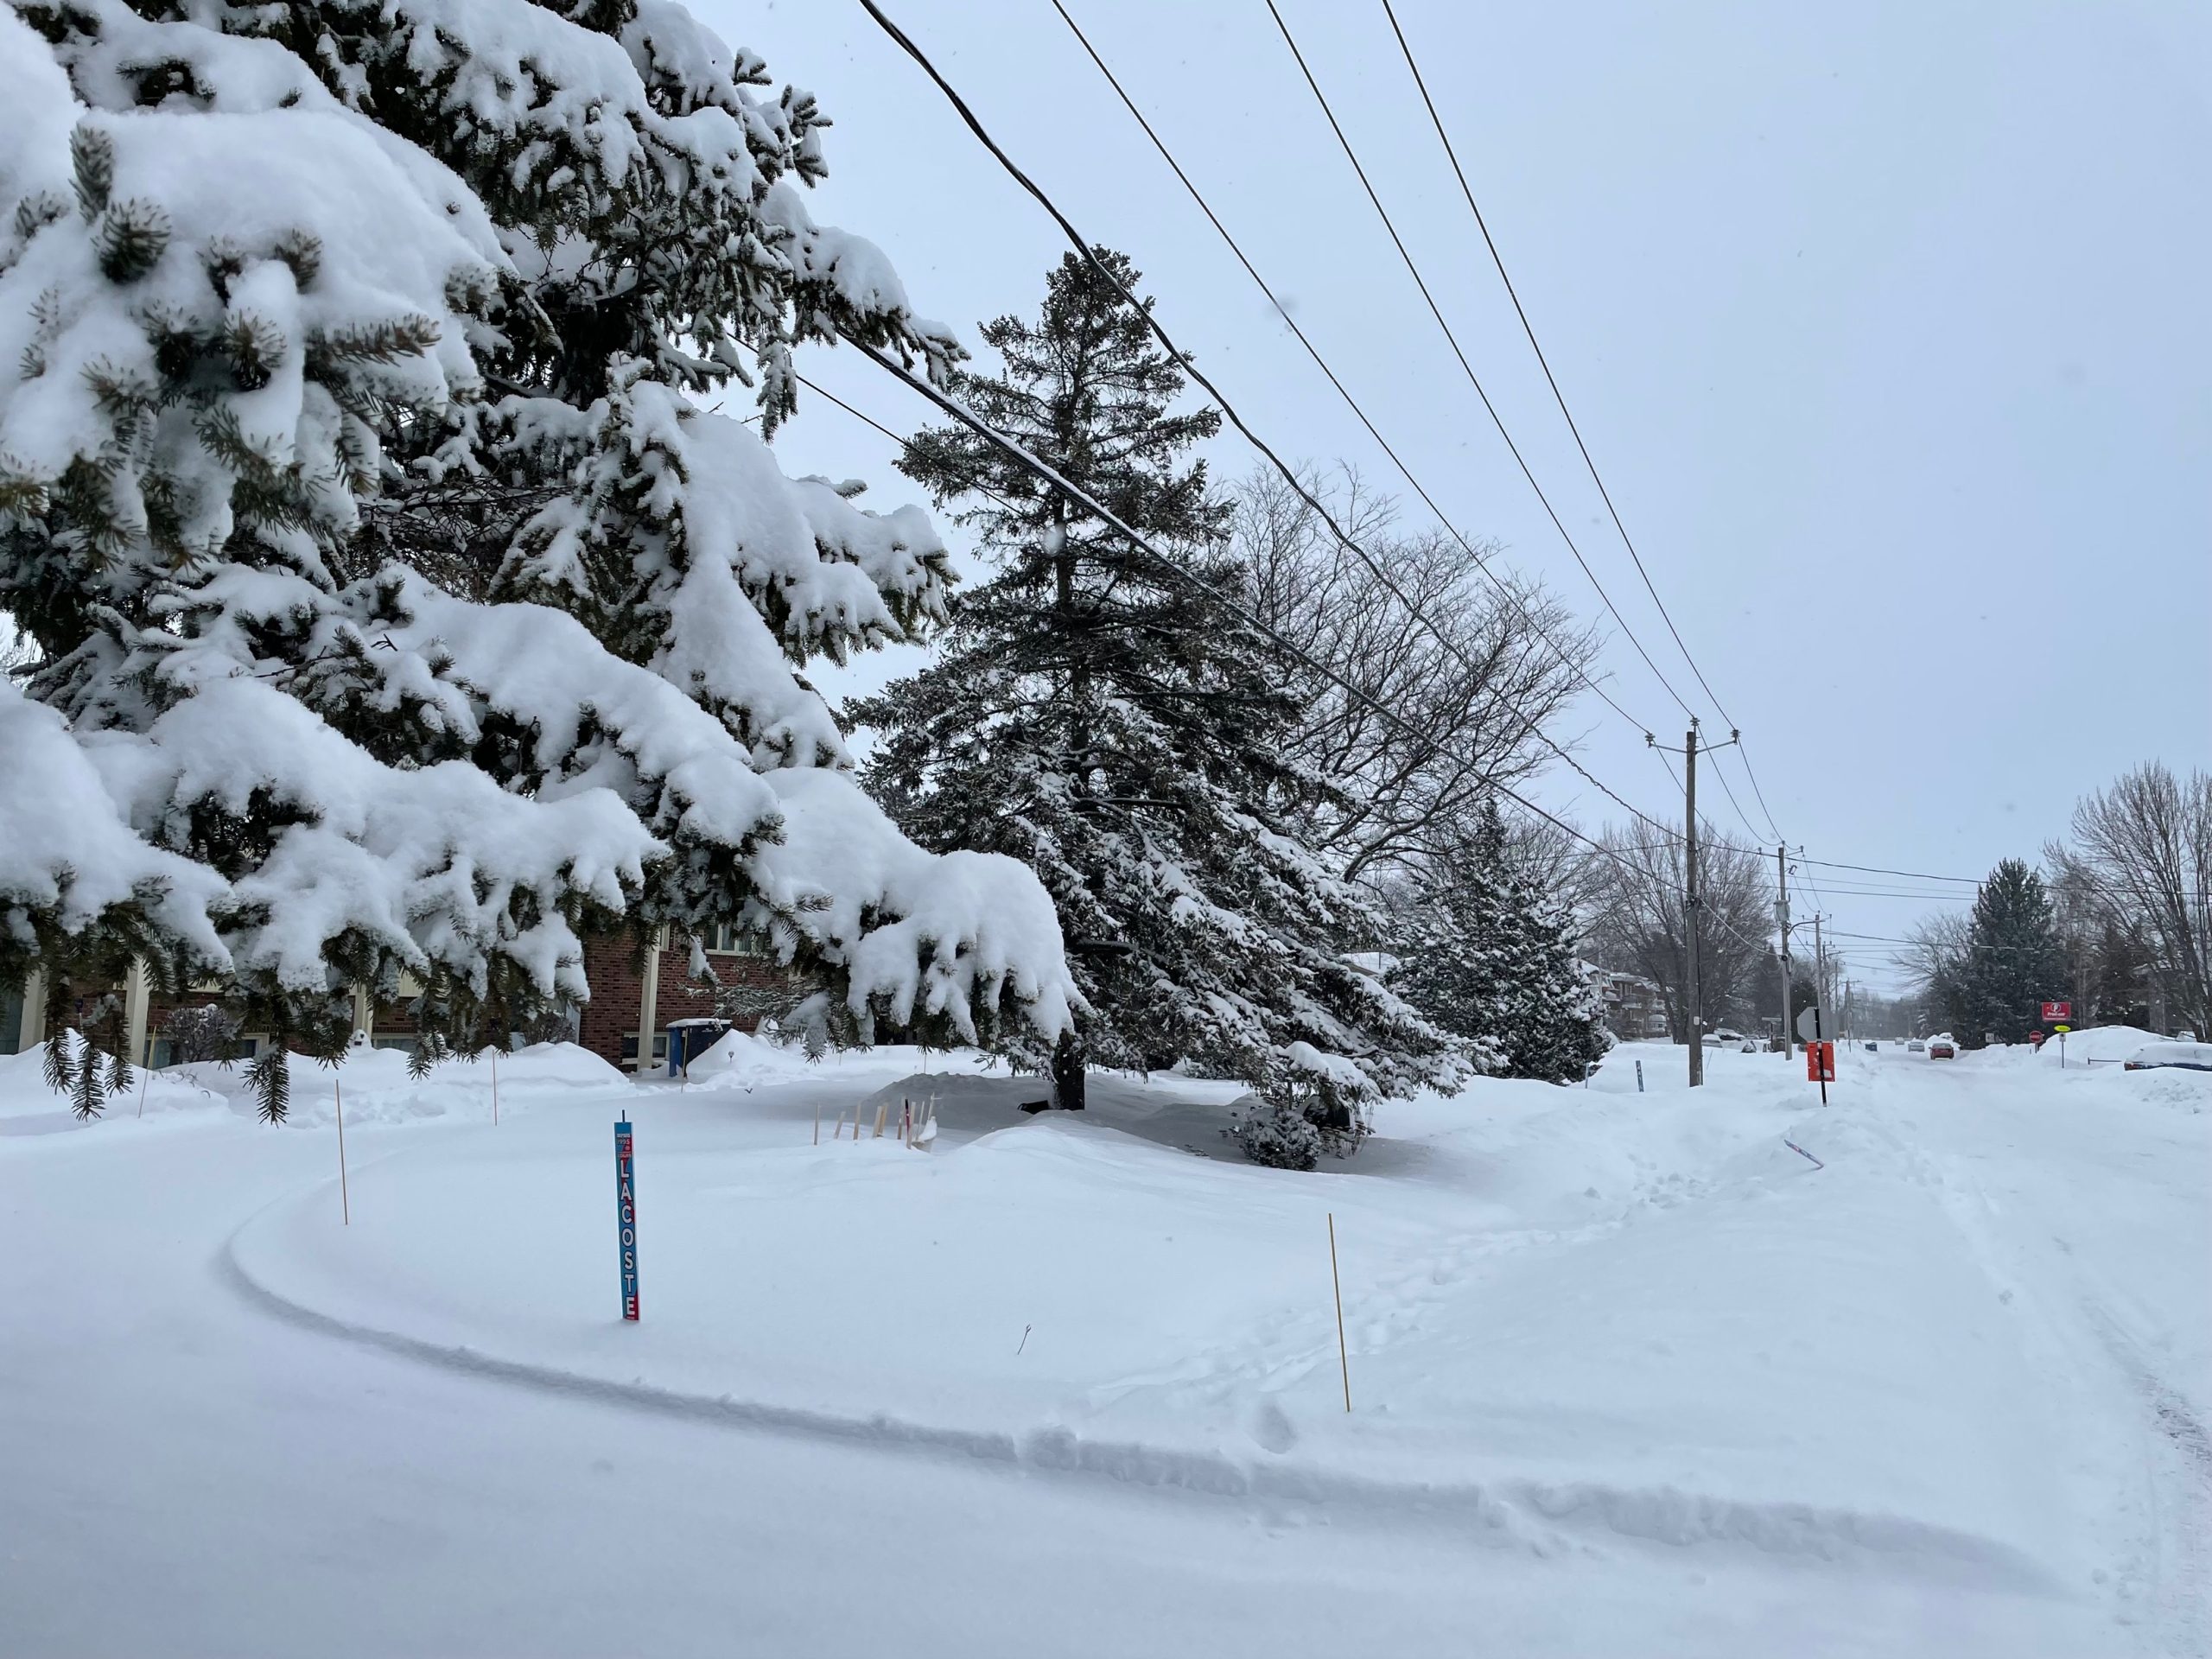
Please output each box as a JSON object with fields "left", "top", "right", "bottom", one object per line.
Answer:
{"left": 574, "top": 925, "right": 788, "bottom": 1070}
{"left": 2, "top": 925, "right": 789, "bottom": 1075}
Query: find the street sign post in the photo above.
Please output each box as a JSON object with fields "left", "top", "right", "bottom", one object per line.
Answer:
{"left": 1795, "top": 1005, "right": 1830, "bottom": 1104}
{"left": 614, "top": 1118, "right": 639, "bottom": 1321}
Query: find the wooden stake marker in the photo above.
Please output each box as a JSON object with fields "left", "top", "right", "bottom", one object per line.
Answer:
{"left": 335, "top": 1076, "right": 351, "bottom": 1227}
{"left": 1327, "top": 1211, "right": 1349, "bottom": 1412}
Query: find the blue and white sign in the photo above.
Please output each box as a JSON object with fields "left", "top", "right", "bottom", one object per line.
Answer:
{"left": 614, "top": 1118, "right": 639, "bottom": 1321}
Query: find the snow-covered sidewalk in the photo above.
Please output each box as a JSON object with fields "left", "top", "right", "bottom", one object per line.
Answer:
{"left": 3, "top": 1037, "right": 2204, "bottom": 1655}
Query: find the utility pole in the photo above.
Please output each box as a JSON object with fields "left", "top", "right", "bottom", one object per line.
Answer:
{"left": 1684, "top": 721, "right": 1703, "bottom": 1088}
{"left": 1648, "top": 722, "right": 1739, "bottom": 1090}
{"left": 1812, "top": 912, "right": 1831, "bottom": 1052}
{"left": 1776, "top": 844, "right": 1792, "bottom": 1060}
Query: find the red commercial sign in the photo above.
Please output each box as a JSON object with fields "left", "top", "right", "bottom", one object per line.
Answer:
{"left": 2039, "top": 1001, "right": 2072, "bottom": 1023}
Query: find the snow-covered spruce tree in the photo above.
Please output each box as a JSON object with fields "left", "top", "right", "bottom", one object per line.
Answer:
{"left": 1942, "top": 858, "right": 2068, "bottom": 1047}
{"left": 0, "top": 2, "right": 1073, "bottom": 1116}
{"left": 1388, "top": 797, "right": 1608, "bottom": 1084}
{"left": 850, "top": 249, "right": 1462, "bottom": 1144}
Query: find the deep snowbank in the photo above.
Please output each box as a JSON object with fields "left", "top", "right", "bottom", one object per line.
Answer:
{"left": 0, "top": 1038, "right": 627, "bottom": 1134}
{"left": 212, "top": 1039, "right": 2190, "bottom": 1588}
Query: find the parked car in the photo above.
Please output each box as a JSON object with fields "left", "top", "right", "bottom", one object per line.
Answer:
{"left": 1927, "top": 1034, "right": 1957, "bottom": 1059}
{"left": 1711, "top": 1027, "right": 1745, "bottom": 1047}
{"left": 2123, "top": 1040, "right": 2212, "bottom": 1073}
{"left": 1907, "top": 1039, "right": 1925, "bottom": 1053}
{"left": 2177, "top": 1029, "right": 2199, "bottom": 1043}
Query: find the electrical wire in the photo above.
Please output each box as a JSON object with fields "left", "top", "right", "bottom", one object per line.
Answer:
{"left": 1379, "top": 0, "right": 1740, "bottom": 730}
{"left": 782, "top": 348, "right": 1681, "bottom": 843}
{"left": 849, "top": 0, "right": 2009, "bottom": 917}
{"left": 837, "top": 331, "right": 1684, "bottom": 893}
{"left": 1046, "top": 0, "right": 1653, "bottom": 740}
{"left": 1381, "top": 0, "right": 1815, "bottom": 856}
{"left": 861, "top": 0, "right": 1700, "bottom": 854}
{"left": 1254, "top": 0, "right": 1700, "bottom": 721}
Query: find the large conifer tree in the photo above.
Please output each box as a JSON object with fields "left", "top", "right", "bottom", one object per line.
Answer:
{"left": 0, "top": 0, "right": 1073, "bottom": 1115}
{"left": 853, "top": 249, "right": 1459, "bottom": 1130}
{"left": 1939, "top": 858, "right": 2068, "bottom": 1046}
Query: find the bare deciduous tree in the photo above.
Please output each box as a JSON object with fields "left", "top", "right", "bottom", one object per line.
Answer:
{"left": 1232, "top": 466, "right": 1599, "bottom": 890}
{"left": 2044, "top": 762, "right": 2211, "bottom": 1035}
{"left": 1580, "top": 826, "right": 1773, "bottom": 1039}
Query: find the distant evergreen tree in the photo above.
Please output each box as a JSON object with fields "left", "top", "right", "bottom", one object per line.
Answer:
{"left": 1941, "top": 859, "right": 2068, "bottom": 1046}
{"left": 2082, "top": 918, "right": 2154, "bottom": 1027}
{"left": 1389, "top": 798, "right": 1609, "bottom": 1083}
{"left": 853, "top": 249, "right": 1459, "bottom": 1135}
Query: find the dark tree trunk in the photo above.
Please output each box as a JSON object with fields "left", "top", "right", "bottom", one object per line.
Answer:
{"left": 1050, "top": 1028, "right": 1086, "bottom": 1110}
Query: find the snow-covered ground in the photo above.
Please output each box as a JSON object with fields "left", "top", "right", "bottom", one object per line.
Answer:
{"left": 2, "top": 1034, "right": 2205, "bottom": 1656}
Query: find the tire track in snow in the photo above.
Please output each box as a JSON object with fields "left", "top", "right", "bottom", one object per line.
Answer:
{"left": 219, "top": 1217, "right": 2057, "bottom": 1591}
{"left": 1912, "top": 1083, "right": 2208, "bottom": 1658}
{"left": 2074, "top": 1279, "right": 2210, "bottom": 1656}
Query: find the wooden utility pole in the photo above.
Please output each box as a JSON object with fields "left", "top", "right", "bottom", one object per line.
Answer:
{"left": 1813, "top": 912, "right": 1831, "bottom": 1049}
{"left": 1684, "top": 721, "right": 1703, "bottom": 1088}
{"left": 1647, "top": 721, "right": 1742, "bottom": 1090}
{"left": 1777, "top": 845, "right": 1792, "bottom": 1061}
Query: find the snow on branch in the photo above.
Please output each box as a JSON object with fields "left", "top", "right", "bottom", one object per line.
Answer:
{"left": 0, "top": 1, "right": 1076, "bottom": 1085}
{"left": 0, "top": 679, "right": 228, "bottom": 975}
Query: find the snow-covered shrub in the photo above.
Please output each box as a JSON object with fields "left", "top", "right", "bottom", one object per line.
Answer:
{"left": 161, "top": 1003, "right": 240, "bottom": 1065}
{"left": 0, "top": 2, "right": 1075, "bottom": 1112}
{"left": 1230, "top": 1094, "right": 1322, "bottom": 1172}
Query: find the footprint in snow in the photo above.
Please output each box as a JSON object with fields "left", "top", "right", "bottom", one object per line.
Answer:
{"left": 1248, "top": 1401, "right": 1297, "bottom": 1455}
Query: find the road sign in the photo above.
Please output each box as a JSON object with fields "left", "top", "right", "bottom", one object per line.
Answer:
{"left": 614, "top": 1118, "right": 639, "bottom": 1322}
{"left": 2040, "top": 1000, "right": 2072, "bottom": 1023}
{"left": 1796, "top": 1005, "right": 1826, "bottom": 1043}
{"left": 1806, "top": 1040, "right": 1835, "bottom": 1082}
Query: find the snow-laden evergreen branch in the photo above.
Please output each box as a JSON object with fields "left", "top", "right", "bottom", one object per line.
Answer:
{"left": 0, "top": 1, "right": 1073, "bottom": 1113}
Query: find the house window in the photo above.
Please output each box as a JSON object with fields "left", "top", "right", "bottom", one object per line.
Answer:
{"left": 701, "top": 923, "right": 769, "bottom": 957}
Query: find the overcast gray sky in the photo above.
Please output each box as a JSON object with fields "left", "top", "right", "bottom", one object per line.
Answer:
{"left": 709, "top": 0, "right": 2211, "bottom": 989}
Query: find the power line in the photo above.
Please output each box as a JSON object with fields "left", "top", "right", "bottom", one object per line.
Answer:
{"left": 860, "top": 0, "right": 1700, "bottom": 858}
{"left": 851, "top": 0, "right": 1993, "bottom": 913}
{"left": 1046, "top": 0, "right": 1653, "bottom": 741}
{"left": 837, "top": 331, "right": 1681, "bottom": 895}
{"left": 811, "top": 337, "right": 1719, "bottom": 887}
{"left": 800, "top": 338, "right": 1681, "bottom": 850}
{"left": 1730, "top": 740, "right": 1790, "bottom": 844}
{"left": 1793, "top": 856, "right": 1982, "bottom": 885}
{"left": 1379, "top": 0, "right": 1740, "bottom": 731}
{"left": 1706, "top": 737, "right": 1768, "bottom": 845}
{"left": 1251, "top": 0, "right": 1703, "bottom": 721}
{"left": 1381, "top": 1, "right": 1808, "bottom": 857}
